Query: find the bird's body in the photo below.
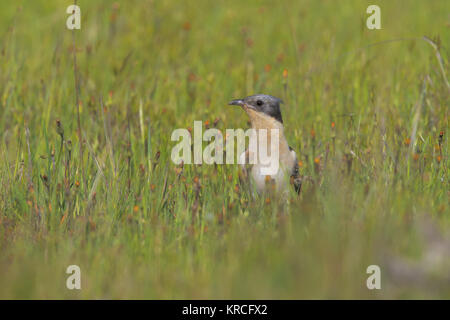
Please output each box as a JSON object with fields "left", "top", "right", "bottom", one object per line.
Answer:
{"left": 229, "top": 94, "right": 301, "bottom": 194}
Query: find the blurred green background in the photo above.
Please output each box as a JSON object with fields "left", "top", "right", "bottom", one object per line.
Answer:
{"left": 0, "top": 0, "right": 448, "bottom": 299}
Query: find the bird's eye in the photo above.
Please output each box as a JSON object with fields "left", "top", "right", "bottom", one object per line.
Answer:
{"left": 256, "top": 100, "right": 263, "bottom": 106}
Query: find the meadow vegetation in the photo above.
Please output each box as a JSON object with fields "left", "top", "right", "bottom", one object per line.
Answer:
{"left": 0, "top": 0, "right": 448, "bottom": 298}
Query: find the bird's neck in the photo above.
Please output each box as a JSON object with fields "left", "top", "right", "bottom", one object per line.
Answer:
{"left": 246, "top": 108, "right": 290, "bottom": 154}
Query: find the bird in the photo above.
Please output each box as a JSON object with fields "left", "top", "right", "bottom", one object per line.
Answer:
{"left": 229, "top": 94, "right": 301, "bottom": 195}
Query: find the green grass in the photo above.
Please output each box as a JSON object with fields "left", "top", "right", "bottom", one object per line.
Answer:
{"left": 0, "top": 0, "right": 448, "bottom": 299}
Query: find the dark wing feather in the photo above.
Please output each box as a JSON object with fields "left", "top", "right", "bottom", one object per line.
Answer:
{"left": 289, "top": 146, "right": 302, "bottom": 194}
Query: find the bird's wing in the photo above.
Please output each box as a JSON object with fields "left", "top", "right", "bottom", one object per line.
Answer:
{"left": 289, "top": 146, "right": 302, "bottom": 194}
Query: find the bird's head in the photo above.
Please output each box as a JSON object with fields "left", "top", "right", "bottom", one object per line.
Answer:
{"left": 228, "top": 94, "right": 284, "bottom": 124}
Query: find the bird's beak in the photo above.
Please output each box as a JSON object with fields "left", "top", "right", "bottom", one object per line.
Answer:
{"left": 228, "top": 99, "right": 244, "bottom": 106}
